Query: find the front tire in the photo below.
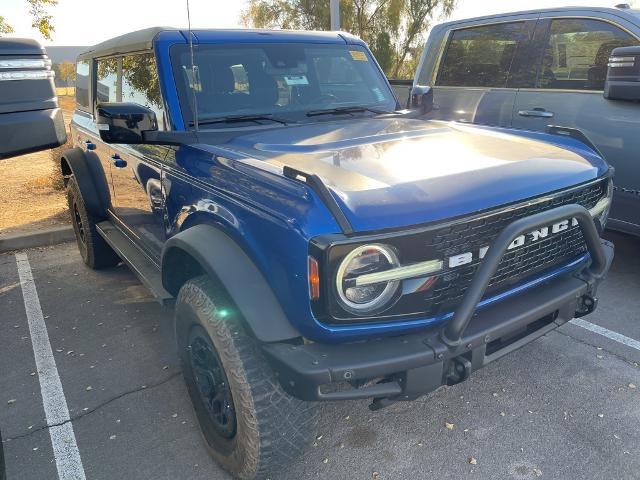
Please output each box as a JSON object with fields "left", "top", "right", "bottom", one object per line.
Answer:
{"left": 175, "top": 276, "right": 318, "bottom": 480}
{"left": 66, "top": 176, "right": 119, "bottom": 269}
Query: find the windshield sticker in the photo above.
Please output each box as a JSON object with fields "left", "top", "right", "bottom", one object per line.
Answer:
{"left": 372, "top": 87, "right": 385, "bottom": 102}
{"left": 283, "top": 75, "right": 309, "bottom": 86}
{"left": 349, "top": 50, "right": 368, "bottom": 61}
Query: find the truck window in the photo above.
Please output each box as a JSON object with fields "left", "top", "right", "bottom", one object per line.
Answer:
{"left": 537, "top": 19, "right": 640, "bottom": 91}
{"left": 75, "top": 59, "right": 90, "bottom": 111}
{"left": 96, "top": 53, "right": 166, "bottom": 129}
{"left": 436, "top": 22, "right": 526, "bottom": 88}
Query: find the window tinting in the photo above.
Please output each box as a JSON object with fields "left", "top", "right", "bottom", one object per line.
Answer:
{"left": 96, "top": 53, "right": 166, "bottom": 129}
{"left": 436, "top": 22, "right": 525, "bottom": 88}
{"left": 75, "top": 60, "right": 90, "bottom": 110}
{"left": 539, "top": 19, "right": 640, "bottom": 91}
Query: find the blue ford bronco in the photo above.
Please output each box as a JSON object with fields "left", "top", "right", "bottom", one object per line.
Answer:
{"left": 62, "top": 27, "right": 614, "bottom": 479}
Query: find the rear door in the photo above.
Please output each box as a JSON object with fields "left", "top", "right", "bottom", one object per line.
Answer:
{"left": 426, "top": 18, "right": 537, "bottom": 127}
{"left": 512, "top": 13, "right": 640, "bottom": 231}
{"left": 74, "top": 57, "right": 115, "bottom": 209}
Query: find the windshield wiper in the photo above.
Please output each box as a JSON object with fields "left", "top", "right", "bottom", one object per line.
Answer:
{"left": 190, "top": 114, "right": 289, "bottom": 126}
{"left": 306, "top": 106, "right": 392, "bottom": 117}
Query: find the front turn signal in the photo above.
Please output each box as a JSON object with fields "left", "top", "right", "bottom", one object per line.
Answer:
{"left": 308, "top": 256, "right": 320, "bottom": 300}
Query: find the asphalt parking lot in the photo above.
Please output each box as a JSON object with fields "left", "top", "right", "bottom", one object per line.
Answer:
{"left": 1, "top": 232, "right": 639, "bottom": 480}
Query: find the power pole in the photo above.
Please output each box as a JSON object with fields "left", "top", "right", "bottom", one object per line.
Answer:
{"left": 330, "top": 0, "right": 340, "bottom": 30}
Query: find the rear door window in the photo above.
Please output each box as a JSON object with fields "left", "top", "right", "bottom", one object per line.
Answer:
{"left": 75, "top": 60, "right": 91, "bottom": 111}
{"left": 537, "top": 18, "right": 640, "bottom": 91}
{"left": 436, "top": 22, "right": 527, "bottom": 88}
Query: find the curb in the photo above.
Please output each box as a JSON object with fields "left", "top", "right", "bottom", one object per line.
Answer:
{"left": 0, "top": 225, "right": 75, "bottom": 253}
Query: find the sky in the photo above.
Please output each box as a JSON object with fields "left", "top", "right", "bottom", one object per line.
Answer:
{"left": 2, "top": 0, "right": 634, "bottom": 46}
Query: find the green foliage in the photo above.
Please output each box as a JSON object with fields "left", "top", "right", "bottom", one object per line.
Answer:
{"left": 27, "top": 0, "right": 57, "bottom": 40}
{"left": 55, "top": 61, "right": 76, "bottom": 86}
{"left": 242, "top": 0, "right": 457, "bottom": 79}
{"left": 0, "top": 0, "right": 57, "bottom": 40}
{"left": 0, "top": 16, "right": 15, "bottom": 35}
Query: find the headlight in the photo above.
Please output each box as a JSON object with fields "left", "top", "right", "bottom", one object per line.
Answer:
{"left": 335, "top": 244, "right": 401, "bottom": 315}
{"left": 589, "top": 179, "right": 613, "bottom": 229}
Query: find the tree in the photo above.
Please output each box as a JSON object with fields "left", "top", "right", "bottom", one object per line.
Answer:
{"left": 241, "top": 0, "right": 456, "bottom": 79}
{"left": 56, "top": 61, "right": 76, "bottom": 87}
{"left": 0, "top": 17, "right": 14, "bottom": 36}
{"left": 0, "top": 0, "right": 57, "bottom": 40}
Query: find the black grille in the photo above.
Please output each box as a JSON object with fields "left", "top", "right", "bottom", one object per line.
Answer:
{"left": 321, "top": 179, "right": 607, "bottom": 324}
{"left": 423, "top": 180, "right": 606, "bottom": 316}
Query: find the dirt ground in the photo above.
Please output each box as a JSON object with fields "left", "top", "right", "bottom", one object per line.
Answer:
{"left": 0, "top": 96, "right": 75, "bottom": 237}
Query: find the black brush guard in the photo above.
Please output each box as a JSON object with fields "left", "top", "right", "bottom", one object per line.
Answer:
{"left": 262, "top": 204, "right": 613, "bottom": 404}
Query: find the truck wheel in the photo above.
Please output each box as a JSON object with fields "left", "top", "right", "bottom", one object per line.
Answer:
{"left": 175, "top": 276, "right": 318, "bottom": 480}
{"left": 66, "top": 176, "right": 119, "bottom": 269}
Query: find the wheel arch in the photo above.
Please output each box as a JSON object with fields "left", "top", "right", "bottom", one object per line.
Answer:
{"left": 60, "top": 147, "right": 110, "bottom": 217}
{"left": 162, "top": 223, "right": 301, "bottom": 343}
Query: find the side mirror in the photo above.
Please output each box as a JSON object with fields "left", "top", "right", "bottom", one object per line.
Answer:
{"left": 97, "top": 103, "right": 157, "bottom": 144}
{"left": 0, "top": 38, "right": 67, "bottom": 159}
{"left": 410, "top": 85, "right": 434, "bottom": 114}
{"left": 605, "top": 46, "right": 640, "bottom": 101}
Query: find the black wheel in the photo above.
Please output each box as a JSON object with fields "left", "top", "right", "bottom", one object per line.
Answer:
{"left": 66, "top": 177, "right": 120, "bottom": 269}
{"left": 175, "top": 276, "right": 318, "bottom": 480}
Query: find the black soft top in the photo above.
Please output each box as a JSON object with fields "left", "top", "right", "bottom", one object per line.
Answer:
{"left": 77, "top": 26, "right": 176, "bottom": 60}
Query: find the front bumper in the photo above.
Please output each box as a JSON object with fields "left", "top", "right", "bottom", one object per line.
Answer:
{"left": 263, "top": 205, "right": 614, "bottom": 404}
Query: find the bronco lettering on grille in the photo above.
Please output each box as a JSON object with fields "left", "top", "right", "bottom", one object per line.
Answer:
{"left": 447, "top": 218, "right": 579, "bottom": 269}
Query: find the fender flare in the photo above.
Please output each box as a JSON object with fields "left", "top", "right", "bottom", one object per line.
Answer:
{"left": 60, "top": 147, "right": 110, "bottom": 217}
{"left": 161, "top": 224, "right": 301, "bottom": 343}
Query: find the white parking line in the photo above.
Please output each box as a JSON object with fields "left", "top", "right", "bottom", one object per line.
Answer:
{"left": 15, "top": 252, "right": 86, "bottom": 480}
{"left": 570, "top": 318, "right": 640, "bottom": 352}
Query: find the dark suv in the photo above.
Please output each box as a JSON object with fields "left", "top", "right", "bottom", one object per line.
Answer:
{"left": 62, "top": 27, "right": 613, "bottom": 479}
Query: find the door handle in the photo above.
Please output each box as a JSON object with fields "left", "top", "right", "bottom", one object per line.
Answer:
{"left": 111, "top": 154, "right": 127, "bottom": 168}
{"left": 518, "top": 109, "right": 554, "bottom": 118}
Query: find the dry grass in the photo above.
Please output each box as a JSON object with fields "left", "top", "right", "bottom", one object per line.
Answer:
{"left": 0, "top": 95, "right": 75, "bottom": 237}
{"left": 58, "top": 95, "right": 75, "bottom": 111}
{"left": 0, "top": 149, "right": 70, "bottom": 236}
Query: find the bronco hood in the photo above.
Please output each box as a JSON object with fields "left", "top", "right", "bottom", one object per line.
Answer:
{"left": 223, "top": 118, "right": 608, "bottom": 232}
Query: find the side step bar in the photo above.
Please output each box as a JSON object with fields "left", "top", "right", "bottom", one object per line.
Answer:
{"left": 96, "top": 221, "right": 173, "bottom": 306}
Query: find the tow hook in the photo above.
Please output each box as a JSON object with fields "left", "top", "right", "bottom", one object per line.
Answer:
{"left": 446, "top": 356, "right": 472, "bottom": 386}
{"left": 575, "top": 294, "right": 598, "bottom": 317}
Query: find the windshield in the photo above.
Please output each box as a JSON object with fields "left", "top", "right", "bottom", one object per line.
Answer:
{"left": 170, "top": 42, "right": 397, "bottom": 127}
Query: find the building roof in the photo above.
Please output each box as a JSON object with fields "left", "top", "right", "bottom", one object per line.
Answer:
{"left": 77, "top": 27, "right": 358, "bottom": 60}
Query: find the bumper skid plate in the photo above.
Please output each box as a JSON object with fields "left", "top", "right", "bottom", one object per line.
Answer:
{"left": 263, "top": 205, "right": 614, "bottom": 403}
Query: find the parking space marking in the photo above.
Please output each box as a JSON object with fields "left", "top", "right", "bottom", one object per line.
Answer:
{"left": 15, "top": 252, "right": 86, "bottom": 480}
{"left": 570, "top": 318, "right": 640, "bottom": 351}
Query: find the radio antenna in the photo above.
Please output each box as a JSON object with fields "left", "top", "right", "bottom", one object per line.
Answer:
{"left": 186, "top": 0, "right": 199, "bottom": 130}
